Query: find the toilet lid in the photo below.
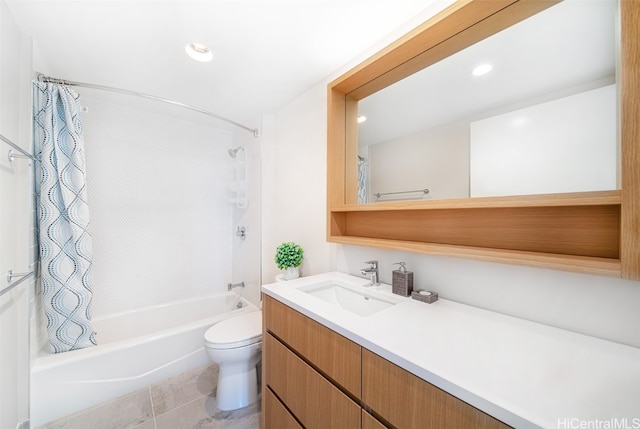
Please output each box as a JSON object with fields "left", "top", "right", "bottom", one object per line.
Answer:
{"left": 205, "top": 311, "right": 262, "bottom": 349}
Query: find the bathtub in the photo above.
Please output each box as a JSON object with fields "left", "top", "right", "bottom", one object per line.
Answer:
{"left": 30, "top": 293, "right": 259, "bottom": 427}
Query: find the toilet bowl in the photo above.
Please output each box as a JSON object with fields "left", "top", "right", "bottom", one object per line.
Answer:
{"left": 204, "top": 311, "right": 262, "bottom": 411}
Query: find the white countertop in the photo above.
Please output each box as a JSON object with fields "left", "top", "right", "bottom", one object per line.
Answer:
{"left": 261, "top": 271, "right": 640, "bottom": 429}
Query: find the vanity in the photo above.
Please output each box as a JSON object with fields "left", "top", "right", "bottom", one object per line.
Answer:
{"left": 261, "top": 272, "right": 640, "bottom": 428}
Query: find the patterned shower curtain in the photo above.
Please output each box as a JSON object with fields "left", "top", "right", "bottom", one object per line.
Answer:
{"left": 33, "top": 82, "right": 96, "bottom": 353}
{"left": 358, "top": 157, "right": 368, "bottom": 204}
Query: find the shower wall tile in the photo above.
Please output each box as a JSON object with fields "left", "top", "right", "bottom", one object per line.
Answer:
{"left": 231, "top": 127, "right": 263, "bottom": 309}
{"left": 80, "top": 95, "right": 236, "bottom": 318}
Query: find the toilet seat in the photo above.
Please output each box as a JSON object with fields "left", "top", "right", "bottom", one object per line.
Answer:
{"left": 204, "top": 311, "right": 262, "bottom": 349}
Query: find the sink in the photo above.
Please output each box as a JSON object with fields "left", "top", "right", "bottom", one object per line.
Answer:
{"left": 298, "top": 281, "right": 401, "bottom": 317}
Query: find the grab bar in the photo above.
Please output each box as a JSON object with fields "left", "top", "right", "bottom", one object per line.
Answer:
{"left": 1, "top": 270, "right": 35, "bottom": 297}
{"left": 1, "top": 133, "right": 36, "bottom": 162}
{"left": 374, "top": 188, "right": 429, "bottom": 201}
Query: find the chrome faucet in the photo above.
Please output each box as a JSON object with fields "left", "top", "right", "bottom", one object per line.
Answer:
{"left": 360, "top": 260, "right": 379, "bottom": 286}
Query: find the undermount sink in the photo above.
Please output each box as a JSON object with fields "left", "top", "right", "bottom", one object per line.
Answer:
{"left": 298, "top": 281, "right": 401, "bottom": 317}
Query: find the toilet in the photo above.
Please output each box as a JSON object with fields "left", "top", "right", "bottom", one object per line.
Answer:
{"left": 204, "top": 311, "right": 262, "bottom": 411}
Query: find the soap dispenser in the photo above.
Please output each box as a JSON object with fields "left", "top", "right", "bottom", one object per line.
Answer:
{"left": 392, "top": 262, "right": 413, "bottom": 296}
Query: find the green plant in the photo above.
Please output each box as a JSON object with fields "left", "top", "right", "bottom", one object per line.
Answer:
{"left": 275, "top": 242, "right": 304, "bottom": 270}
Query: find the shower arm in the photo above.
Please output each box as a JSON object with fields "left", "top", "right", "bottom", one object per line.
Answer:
{"left": 35, "top": 73, "right": 259, "bottom": 137}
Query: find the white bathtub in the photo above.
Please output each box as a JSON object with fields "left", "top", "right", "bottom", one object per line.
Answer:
{"left": 31, "top": 293, "right": 259, "bottom": 427}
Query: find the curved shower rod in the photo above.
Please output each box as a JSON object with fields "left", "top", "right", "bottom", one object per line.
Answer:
{"left": 36, "top": 73, "right": 259, "bottom": 137}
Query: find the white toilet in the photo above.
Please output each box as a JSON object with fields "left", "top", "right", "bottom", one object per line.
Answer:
{"left": 204, "top": 311, "right": 262, "bottom": 411}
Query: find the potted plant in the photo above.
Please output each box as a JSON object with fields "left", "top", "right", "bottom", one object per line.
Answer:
{"left": 275, "top": 242, "right": 304, "bottom": 280}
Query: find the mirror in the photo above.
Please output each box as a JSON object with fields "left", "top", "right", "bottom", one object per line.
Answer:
{"left": 356, "top": 0, "right": 617, "bottom": 203}
{"left": 327, "top": 0, "right": 640, "bottom": 280}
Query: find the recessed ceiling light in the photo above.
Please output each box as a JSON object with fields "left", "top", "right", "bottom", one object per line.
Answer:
{"left": 185, "top": 43, "right": 213, "bottom": 62}
{"left": 357, "top": 115, "right": 367, "bottom": 123}
{"left": 472, "top": 63, "right": 493, "bottom": 76}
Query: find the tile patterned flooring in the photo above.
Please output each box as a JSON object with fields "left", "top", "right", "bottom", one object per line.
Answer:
{"left": 36, "top": 363, "right": 261, "bottom": 429}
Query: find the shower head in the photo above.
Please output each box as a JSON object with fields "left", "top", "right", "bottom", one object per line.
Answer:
{"left": 228, "top": 147, "right": 244, "bottom": 158}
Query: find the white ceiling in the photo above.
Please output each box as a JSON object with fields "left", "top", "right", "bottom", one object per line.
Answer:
{"left": 6, "top": 0, "right": 451, "bottom": 131}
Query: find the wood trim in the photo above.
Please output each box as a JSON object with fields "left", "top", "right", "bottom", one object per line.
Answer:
{"left": 327, "top": 86, "right": 347, "bottom": 240}
{"left": 326, "top": 0, "right": 638, "bottom": 279}
{"left": 362, "top": 349, "right": 510, "bottom": 429}
{"left": 263, "top": 295, "right": 361, "bottom": 396}
{"left": 620, "top": 0, "right": 640, "bottom": 279}
{"left": 345, "top": 0, "right": 559, "bottom": 100}
{"left": 265, "top": 334, "right": 361, "bottom": 429}
{"left": 330, "top": 0, "right": 518, "bottom": 95}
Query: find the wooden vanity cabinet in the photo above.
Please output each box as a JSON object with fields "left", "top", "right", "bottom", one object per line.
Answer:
{"left": 263, "top": 295, "right": 512, "bottom": 429}
{"left": 265, "top": 334, "right": 360, "bottom": 428}
{"left": 362, "top": 409, "right": 388, "bottom": 429}
{"left": 263, "top": 295, "right": 361, "bottom": 394}
{"left": 264, "top": 387, "right": 302, "bottom": 429}
{"left": 362, "top": 349, "right": 510, "bottom": 429}
{"left": 263, "top": 295, "right": 361, "bottom": 429}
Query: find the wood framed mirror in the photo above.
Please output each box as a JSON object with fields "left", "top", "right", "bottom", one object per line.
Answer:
{"left": 327, "top": 0, "right": 640, "bottom": 279}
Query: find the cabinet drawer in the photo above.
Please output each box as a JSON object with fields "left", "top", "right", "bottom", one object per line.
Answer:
{"left": 362, "top": 409, "right": 388, "bottom": 429}
{"left": 362, "top": 349, "right": 511, "bottom": 429}
{"left": 263, "top": 294, "right": 361, "bottom": 395}
{"left": 265, "top": 333, "right": 360, "bottom": 429}
{"left": 264, "top": 387, "right": 302, "bottom": 429}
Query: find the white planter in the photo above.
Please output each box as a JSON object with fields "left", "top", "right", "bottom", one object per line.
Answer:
{"left": 282, "top": 267, "right": 300, "bottom": 280}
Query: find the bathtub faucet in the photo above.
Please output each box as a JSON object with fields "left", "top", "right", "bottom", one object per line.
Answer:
{"left": 228, "top": 281, "right": 245, "bottom": 291}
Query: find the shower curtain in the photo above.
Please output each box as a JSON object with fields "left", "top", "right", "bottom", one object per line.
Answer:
{"left": 33, "top": 82, "right": 96, "bottom": 353}
{"left": 358, "top": 157, "right": 368, "bottom": 204}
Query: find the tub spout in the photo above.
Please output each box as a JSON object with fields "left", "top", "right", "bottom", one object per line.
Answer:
{"left": 228, "top": 281, "right": 245, "bottom": 291}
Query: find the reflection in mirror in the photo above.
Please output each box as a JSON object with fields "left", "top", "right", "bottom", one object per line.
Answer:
{"left": 357, "top": 0, "right": 617, "bottom": 203}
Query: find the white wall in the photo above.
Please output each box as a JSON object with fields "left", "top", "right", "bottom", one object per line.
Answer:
{"left": 367, "top": 120, "right": 469, "bottom": 201}
{"left": 0, "top": 1, "right": 32, "bottom": 427}
{"left": 261, "top": 86, "right": 333, "bottom": 284}
{"left": 470, "top": 84, "right": 617, "bottom": 197}
{"left": 266, "top": 12, "right": 640, "bottom": 348}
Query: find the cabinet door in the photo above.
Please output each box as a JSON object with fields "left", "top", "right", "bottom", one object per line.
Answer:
{"left": 265, "top": 333, "right": 360, "bottom": 429}
{"left": 264, "top": 294, "right": 361, "bottom": 395}
{"left": 264, "top": 387, "right": 303, "bottom": 429}
{"left": 362, "top": 349, "right": 511, "bottom": 429}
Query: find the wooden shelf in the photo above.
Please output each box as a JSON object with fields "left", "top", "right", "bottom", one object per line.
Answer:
{"left": 328, "top": 235, "right": 621, "bottom": 278}
{"left": 329, "top": 193, "right": 622, "bottom": 277}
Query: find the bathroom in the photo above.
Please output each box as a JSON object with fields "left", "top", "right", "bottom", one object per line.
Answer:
{"left": 1, "top": 0, "right": 639, "bottom": 428}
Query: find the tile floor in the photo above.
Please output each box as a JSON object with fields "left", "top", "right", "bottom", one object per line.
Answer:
{"left": 36, "top": 363, "right": 261, "bottom": 429}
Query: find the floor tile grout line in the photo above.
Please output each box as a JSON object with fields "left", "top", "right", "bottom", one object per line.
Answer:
{"left": 152, "top": 390, "right": 214, "bottom": 420}
{"left": 148, "top": 385, "right": 158, "bottom": 429}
